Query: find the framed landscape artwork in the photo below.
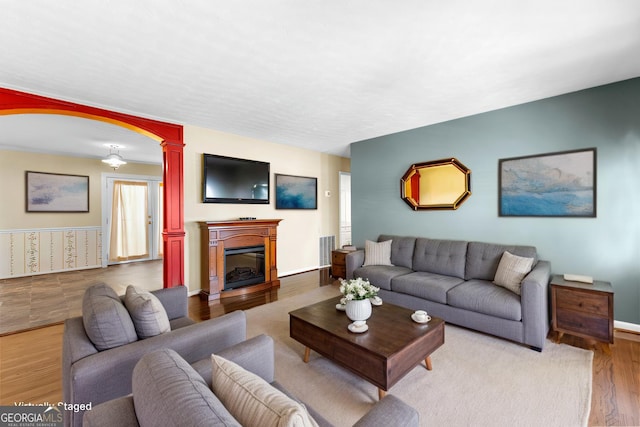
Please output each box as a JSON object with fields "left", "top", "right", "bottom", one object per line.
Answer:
{"left": 275, "top": 174, "right": 317, "bottom": 209}
{"left": 26, "top": 171, "right": 90, "bottom": 212}
{"left": 499, "top": 148, "right": 596, "bottom": 217}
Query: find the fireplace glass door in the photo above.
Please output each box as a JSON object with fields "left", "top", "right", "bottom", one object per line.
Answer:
{"left": 224, "top": 245, "right": 266, "bottom": 290}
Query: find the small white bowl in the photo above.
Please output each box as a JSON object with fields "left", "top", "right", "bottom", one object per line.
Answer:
{"left": 370, "top": 296, "right": 383, "bottom": 306}
{"left": 348, "top": 322, "right": 369, "bottom": 333}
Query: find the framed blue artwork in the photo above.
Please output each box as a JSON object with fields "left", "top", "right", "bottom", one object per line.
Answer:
{"left": 275, "top": 174, "right": 317, "bottom": 210}
{"left": 499, "top": 148, "right": 596, "bottom": 217}
{"left": 26, "top": 171, "right": 90, "bottom": 212}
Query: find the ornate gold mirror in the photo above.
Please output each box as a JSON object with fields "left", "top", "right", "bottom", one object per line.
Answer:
{"left": 400, "top": 158, "right": 471, "bottom": 210}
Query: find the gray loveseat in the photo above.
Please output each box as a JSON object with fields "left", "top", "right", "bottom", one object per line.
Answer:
{"left": 83, "top": 334, "right": 419, "bottom": 427}
{"left": 63, "top": 285, "right": 247, "bottom": 427}
{"left": 346, "top": 235, "right": 551, "bottom": 351}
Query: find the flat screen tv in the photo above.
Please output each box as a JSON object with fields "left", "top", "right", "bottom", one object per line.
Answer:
{"left": 203, "top": 154, "right": 270, "bottom": 204}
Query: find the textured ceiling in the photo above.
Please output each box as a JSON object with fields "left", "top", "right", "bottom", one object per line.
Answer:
{"left": 1, "top": 1, "right": 639, "bottom": 161}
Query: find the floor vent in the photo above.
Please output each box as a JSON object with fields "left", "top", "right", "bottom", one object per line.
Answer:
{"left": 319, "top": 235, "right": 336, "bottom": 267}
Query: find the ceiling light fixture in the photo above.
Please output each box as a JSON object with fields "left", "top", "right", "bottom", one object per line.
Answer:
{"left": 102, "top": 144, "right": 127, "bottom": 170}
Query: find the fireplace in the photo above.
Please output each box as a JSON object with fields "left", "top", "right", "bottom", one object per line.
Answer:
{"left": 200, "top": 219, "right": 282, "bottom": 300}
{"left": 224, "top": 245, "right": 265, "bottom": 290}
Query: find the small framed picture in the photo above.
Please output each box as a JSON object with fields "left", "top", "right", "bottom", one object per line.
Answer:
{"left": 275, "top": 174, "right": 317, "bottom": 210}
{"left": 26, "top": 171, "right": 90, "bottom": 212}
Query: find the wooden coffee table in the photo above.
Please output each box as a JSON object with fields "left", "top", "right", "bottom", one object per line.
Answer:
{"left": 289, "top": 296, "right": 445, "bottom": 399}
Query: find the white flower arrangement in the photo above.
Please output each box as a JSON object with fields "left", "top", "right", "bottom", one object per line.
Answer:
{"left": 339, "top": 277, "right": 379, "bottom": 305}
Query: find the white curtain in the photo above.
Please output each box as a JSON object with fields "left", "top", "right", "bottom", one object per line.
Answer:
{"left": 109, "top": 180, "right": 149, "bottom": 262}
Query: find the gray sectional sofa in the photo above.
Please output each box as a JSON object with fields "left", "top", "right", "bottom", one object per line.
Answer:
{"left": 83, "top": 335, "right": 419, "bottom": 427}
{"left": 346, "top": 235, "right": 551, "bottom": 351}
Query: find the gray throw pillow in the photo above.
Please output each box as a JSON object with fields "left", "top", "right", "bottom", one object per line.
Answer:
{"left": 124, "top": 285, "right": 171, "bottom": 339}
{"left": 82, "top": 283, "right": 138, "bottom": 351}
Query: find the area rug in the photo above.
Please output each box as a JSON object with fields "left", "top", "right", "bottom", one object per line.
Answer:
{"left": 245, "top": 285, "right": 593, "bottom": 427}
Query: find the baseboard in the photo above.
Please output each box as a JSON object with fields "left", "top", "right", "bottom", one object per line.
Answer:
{"left": 279, "top": 266, "right": 324, "bottom": 277}
{"left": 614, "top": 320, "right": 640, "bottom": 334}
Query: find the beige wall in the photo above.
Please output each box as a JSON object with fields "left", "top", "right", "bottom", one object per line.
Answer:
{"left": 1, "top": 128, "right": 350, "bottom": 289}
{"left": 183, "top": 125, "right": 350, "bottom": 291}
{"left": 0, "top": 150, "right": 162, "bottom": 229}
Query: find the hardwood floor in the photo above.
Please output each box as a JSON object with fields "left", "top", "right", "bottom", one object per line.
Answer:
{"left": 576, "top": 331, "right": 640, "bottom": 426}
{"left": 0, "top": 260, "right": 164, "bottom": 335}
{"left": 0, "top": 266, "right": 334, "bottom": 408}
{"left": 0, "top": 264, "right": 638, "bottom": 426}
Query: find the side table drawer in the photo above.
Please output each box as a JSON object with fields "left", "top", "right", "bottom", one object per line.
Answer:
{"left": 332, "top": 265, "right": 346, "bottom": 279}
{"left": 332, "top": 251, "right": 346, "bottom": 265}
{"left": 331, "top": 250, "right": 349, "bottom": 279}
{"left": 555, "top": 288, "right": 609, "bottom": 317}
{"left": 556, "top": 309, "right": 611, "bottom": 342}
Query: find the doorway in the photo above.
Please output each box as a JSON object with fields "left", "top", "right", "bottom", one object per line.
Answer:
{"left": 102, "top": 174, "right": 163, "bottom": 266}
{"left": 339, "top": 172, "right": 352, "bottom": 247}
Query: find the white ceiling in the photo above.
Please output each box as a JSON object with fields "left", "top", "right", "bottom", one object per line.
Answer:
{"left": 0, "top": 114, "right": 162, "bottom": 164}
{"left": 1, "top": 1, "right": 639, "bottom": 162}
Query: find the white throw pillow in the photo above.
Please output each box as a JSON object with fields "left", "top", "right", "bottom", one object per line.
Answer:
{"left": 211, "top": 355, "right": 318, "bottom": 427}
{"left": 493, "top": 251, "right": 535, "bottom": 295}
{"left": 362, "top": 239, "right": 393, "bottom": 266}
{"left": 124, "top": 285, "right": 171, "bottom": 339}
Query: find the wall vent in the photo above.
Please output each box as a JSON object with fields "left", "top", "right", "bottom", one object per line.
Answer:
{"left": 319, "top": 235, "right": 336, "bottom": 267}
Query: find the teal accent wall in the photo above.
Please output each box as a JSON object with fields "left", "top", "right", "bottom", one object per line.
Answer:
{"left": 351, "top": 78, "right": 640, "bottom": 324}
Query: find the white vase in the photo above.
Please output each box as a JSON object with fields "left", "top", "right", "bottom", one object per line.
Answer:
{"left": 345, "top": 298, "right": 372, "bottom": 327}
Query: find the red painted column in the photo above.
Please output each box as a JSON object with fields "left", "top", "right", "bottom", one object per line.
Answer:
{"left": 161, "top": 139, "right": 185, "bottom": 288}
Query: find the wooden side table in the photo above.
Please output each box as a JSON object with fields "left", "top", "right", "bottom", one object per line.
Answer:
{"left": 550, "top": 275, "right": 614, "bottom": 348}
{"left": 331, "top": 249, "right": 352, "bottom": 279}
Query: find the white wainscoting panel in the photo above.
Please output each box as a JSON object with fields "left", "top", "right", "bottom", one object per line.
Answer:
{"left": 0, "top": 227, "right": 102, "bottom": 278}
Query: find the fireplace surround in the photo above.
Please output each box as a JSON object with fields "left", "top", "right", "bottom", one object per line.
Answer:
{"left": 199, "top": 219, "right": 281, "bottom": 300}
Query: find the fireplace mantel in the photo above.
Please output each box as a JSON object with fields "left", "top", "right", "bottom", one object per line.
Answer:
{"left": 199, "top": 219, "right": 282, "bottom": 300}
